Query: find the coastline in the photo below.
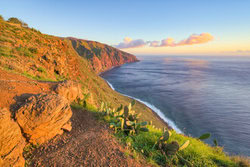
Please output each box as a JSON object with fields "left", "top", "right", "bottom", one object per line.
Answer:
{"left": 101, "top": 74, "right": 183, "bottom": 134}
{"left": 98, "top": 61, "right": 140, "bottom": 76}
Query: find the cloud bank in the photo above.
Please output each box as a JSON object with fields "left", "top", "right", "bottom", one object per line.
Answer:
{"left": 114, "top": 37, "right": 146, "bottom": 49}
{"left": 115, "top": 33, "right": 214, "bottom": 49}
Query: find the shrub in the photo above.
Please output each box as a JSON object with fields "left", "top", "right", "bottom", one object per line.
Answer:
{"left": 37, "top": 67, "right": 46, "bottom": 73}
{"left": 0, "top": 15, "right": 4, "bottom": 21}
{"left": 16, "top": 47, "right": 34, "bottom": 58}
{"left": 28, "top": 47, "right": 38, "bottom": 54}
{"left": 31, "top": 28, "right": 41, "bottom": 34}
{"left": 7, "top": 17, "right": 28, "bottom": 28}
{"left": 0, "top": 46, "right": 15, "bottom": 58}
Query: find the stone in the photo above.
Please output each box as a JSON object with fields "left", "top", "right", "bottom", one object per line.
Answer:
{"left": 16, "top": 93, "right": 72, "bottom": 145}
{"left": 62, "top": 121, "right": 72, "bottom": 132}
{"left": 53, "top": 80, "right": 83, "bottom": 102}
{"left": 0, "top": 108, "right": 25, "bottom": 167}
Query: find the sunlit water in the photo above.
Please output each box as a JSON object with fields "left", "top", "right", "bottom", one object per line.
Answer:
{"left": 101, "top": 56, "right": 250, "bottom": 156}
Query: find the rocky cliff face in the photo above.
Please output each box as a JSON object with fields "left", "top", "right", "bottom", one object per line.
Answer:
{"left": 68, "top": 37, "right": 138, "bottom": 73}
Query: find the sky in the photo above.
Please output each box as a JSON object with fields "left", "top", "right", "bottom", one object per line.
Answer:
{"left": 0, "top": 0, "right": 250, "bottom": 56}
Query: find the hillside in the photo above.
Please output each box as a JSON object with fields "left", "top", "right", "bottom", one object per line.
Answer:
{"left": 69, "top": 37, "right": 138, "bottom": 73}
{"left": 0, "top": 18, "right": 165, "bottom": 127}
{"left": 0, "top": 17, "right": 249, "bottom": 167}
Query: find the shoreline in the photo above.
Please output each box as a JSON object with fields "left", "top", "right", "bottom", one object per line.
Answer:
{"left": 98, "top": 61, "right": 140, "bottom": 76}
{"left": 101, "top": 74, "right": 183, "bottom": 134}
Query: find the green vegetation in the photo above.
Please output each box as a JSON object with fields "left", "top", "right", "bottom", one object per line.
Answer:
{"left": 7, "top": 17, "right": 28, "bottom": 27}
{"left": 54, "top": 72, "right": 68, "bottom": 81}
{"left": 28, "top": 47, "right": 38, "bottom": 54}
{"left": 0, "top": 15, "right": 249, "bottom": 166}
{"left": 0, "top": 15, "right": 3, "bottom": 21}
{"left": 22, "top": 71, "right": 54, "bottom": 82}
{"left": 100, "top": 101, "right": 149, "bottom": 134}
{"left": 0, "top": 46, "right": 15, "bottom": 58}
{"left": 23, "top": 143, "right": 40, "bottom": 166}
{"left": 89, "top": 101, "right": 248, "bottom": 167}
{"left": 16, "top": 47, "right": 35, "bottom": 58}
{"left": 37, "top": 67, "right": 46, "bottom": 73}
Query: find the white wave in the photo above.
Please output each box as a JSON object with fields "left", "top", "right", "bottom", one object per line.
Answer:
{"left": 105, "top": 80, "right": 183, "bottom": 134}
{"left": 106, "top": 80, "right": 115, "bottom": 90}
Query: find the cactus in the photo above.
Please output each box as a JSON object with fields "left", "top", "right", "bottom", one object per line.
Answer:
{"left": 165, "top": 141, "right": 180, "bottom": 157}
{"left": 213, "top": 139, "right": 218, "bottom": 146}
{"left": 154, "top": 130, "right": 190, "bottom": 165}
{"left": 179, "top": 140, "right": 190, "bottom": 151}
{"left": 99, "top": 101, "right": 193, "bottom": 165}
{"left": 198, "top": 133, "right": 219, "bottom": 147}
{"left": 124, "top": 106, "right": 129, "bottom": 118}
{"left": 100, "top": 102, "right": 149, "bottom": 135}
{"left": 120, "top": 118, "right": 124, "bottom": 131}
{"left": 199, "top": 133, "right": 211, "bottom": 140}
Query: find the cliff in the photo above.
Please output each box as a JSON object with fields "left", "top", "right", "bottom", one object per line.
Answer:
{"left": 0, "top": 18, "right": 165, "bottom": 166}
{"left": 0, "top": 18, "right": 163, "bottom": 126}
{"left": 68, "top": 37, "right": 138, "bottom": 73}
{"left": 1, "top": 17, "right": 247, "bottom": 167}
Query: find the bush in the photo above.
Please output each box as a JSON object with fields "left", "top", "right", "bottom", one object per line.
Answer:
{"left": 37, "top": 67, "right": 46, "bottom": 73}
{"left": 7, "top": 17, "right": 28, "bottom": 27}
{"left": 16, "top": 47, "right": 34, "bottom": 58}
{"left": 28, "top": 47, "right": 38, "bottom": 54}
{"left": 0, "top": 15, "right": 4, "bottom": 21}
{"left": 31, "top": 28, "right": 41, "bottom": 34}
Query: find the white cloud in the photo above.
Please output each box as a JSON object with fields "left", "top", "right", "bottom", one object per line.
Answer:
{"left": 114, "top": 33, "right": 214, "bottom": 49}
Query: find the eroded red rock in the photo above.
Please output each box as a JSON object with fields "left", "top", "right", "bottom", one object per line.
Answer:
{"left": 15, "top": 93, "right": 72, "bottom": 145}
{"left": 0, "top": 108, "right": 25, "bottom": 167}
{"left": 53, "top": 80, "right": 83, "bottom": 102}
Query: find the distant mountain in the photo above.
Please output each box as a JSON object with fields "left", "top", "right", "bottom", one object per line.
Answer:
{"left": 68, "top": 37, "right": 138, "bottom": 73}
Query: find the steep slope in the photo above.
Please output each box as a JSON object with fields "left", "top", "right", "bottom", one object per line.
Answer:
{"left": 1, "top": 18, "right": 249, "bottom": 167}
{"left": 68, "top": 37, "right": 138, "bottom": 73}
{"left": 0, "top": 18, "right": 166, "bottom": 128}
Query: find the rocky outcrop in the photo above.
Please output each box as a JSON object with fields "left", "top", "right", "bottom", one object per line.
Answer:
{"left": 0, "top": 108, "right": 25, "bottom": 167}
{"left": 53, "top": 80, "right": 83, "bottom": 102}
{"left": 15, "top": 93, "right": 72, "bottom": 145}
{"left": 68, "top": 38, "right": 139, "bottom": 73}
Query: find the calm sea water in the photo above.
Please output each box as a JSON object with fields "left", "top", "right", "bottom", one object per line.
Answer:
{"left": 101, "top": 56, "right": 250, "bottom": 156}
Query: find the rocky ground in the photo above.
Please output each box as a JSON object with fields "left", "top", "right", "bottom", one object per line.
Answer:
{"left": 28, "top": 108, "right": 150, "bottom": 167}
{"left": 0, "top": 68, "right": 55, "bottom": 110}
{"left": 0, "top": 68, "right": 150, "bottom": 166}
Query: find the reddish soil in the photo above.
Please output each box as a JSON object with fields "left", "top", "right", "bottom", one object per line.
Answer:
{"left": 29, "top": 108, "right": 151, "bottom": 167}
{"left": 0, "top": 68, "right": 55, "bottom": 110}
{"left": 0, "top": 69, "right": 151, "bottom": 167}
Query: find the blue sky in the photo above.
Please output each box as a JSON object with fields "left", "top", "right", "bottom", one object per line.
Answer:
{"left": 1, "top": 0, "right": 250, "bottom": 55}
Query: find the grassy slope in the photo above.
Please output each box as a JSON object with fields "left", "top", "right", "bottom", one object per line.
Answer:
{"left": 0, "top": 18, "right": 166, "bottom": 128}
{"left": 0, "top": 18, "right": 248, "bottom": 166}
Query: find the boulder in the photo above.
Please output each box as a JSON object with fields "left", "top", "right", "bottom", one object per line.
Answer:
{"left": 16, "top": 93, "right": 72, "bottom": 145}
{"left": 0, "top": 108, "right": 25, "bottom": 167}
{"left": 62, "top": 121, "right": 72, "bottom": 132}
{"left": 53, "top": 80, "right": 83, "bottom": 102}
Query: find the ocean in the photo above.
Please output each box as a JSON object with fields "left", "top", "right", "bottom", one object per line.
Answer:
{"left": 101, "top": 55, "right": 250, "bottom": 156}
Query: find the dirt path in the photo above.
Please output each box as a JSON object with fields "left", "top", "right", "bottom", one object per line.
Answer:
{"left": 29, "top": 108, "right": 151, "bottom": 167}
{"left": 0, "top": 69, "right": 150, "bottom": 166}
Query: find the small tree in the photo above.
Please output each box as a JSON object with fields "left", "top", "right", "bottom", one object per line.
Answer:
{"left": 7, "top": 17, "right": 28, "bottom": 27}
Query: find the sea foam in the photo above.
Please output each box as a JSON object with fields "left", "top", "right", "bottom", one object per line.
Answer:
{"left": 106, "top": 80, "right": 183, "bottom": 134}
